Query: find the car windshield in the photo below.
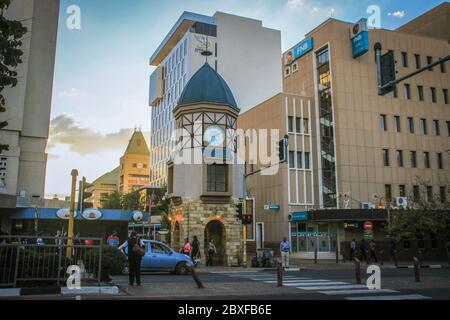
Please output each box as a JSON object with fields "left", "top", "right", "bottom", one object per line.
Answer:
{"left": 151, "top": 242, "right": 171, "bottom": 254}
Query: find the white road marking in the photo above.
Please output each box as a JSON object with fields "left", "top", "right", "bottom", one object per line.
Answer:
{"left": 290, "top": 282, "right": 348, "bottom": 287}
{"left": 346, "top": 294, "right": 432, "bottom": 301}
{"left": 297, "top": 285, "right": 368, "bottom": 290}
{"left": 319, "top": 289, "right": 398, "bottom": 295}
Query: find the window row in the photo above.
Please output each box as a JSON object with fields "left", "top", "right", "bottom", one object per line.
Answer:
{"left": 400, "top": 52, "right": 446, "bottom": 73}
{"left": 382, "top": 149, "right": 445, "bottom": 169}
{"left": 288, "top": 116, "right": 310, "bottom": 134}
{"left": 402, "top": 84, "right": 448, "bottom": 104}
{"left": 385, "top": 184, "right": 447, "bottom": 204}
{"left": 289, "top": 151, "right": 311, "bottom": 170}
{"left": 380, "top": 115, "right": 450, "bottom": 136}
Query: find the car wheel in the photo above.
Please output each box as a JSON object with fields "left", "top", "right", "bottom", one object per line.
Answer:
{"left": 175, "top": 262, "right": 188, "bottom": 275}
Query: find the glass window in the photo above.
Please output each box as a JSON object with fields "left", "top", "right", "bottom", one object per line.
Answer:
{"left": 414, "top": 54, "right": 421, "bottom": 69}
{"left": 399, "top": 185, "right": 406, "bottom": 197}
{"left": 385, "top": 184, "right": 392, "bottom": 202}
{"left": 413, "top": 185, "right": 420, "bottom": 202}
{"left": 427, "top": 186, "right": 433, "bottom": 201}
{"left": 396, "top": 150, "right": 404, "bottom": 167}
{"left": 289, "top": 151, "right": 295, "bottom": 169}
{"left": 433, "top": 120, "right": 440, "bottom": 136}
{"left": 421, "top": 119, "right": 427, "bottom": 135}
{"left": 430, "top": 87, "right": 437, "bottom": 103}
{"left": 380, "top": 114, "right": 387, "bottom": 131}
{"left": 440, "top": 187, "right": 447, "bottom": 203}
{"left": 383, "top": 149, "right": 390, "bottom": 166}
{"left": 441, "top": 61, "right": 446, "bottom": 73}
{"left": 404, "top": 84, "right": 411, "bottom": 99}
{"left": 437, "top": 153, "right": 443, "bottom": 169}
{"left": 295, "top": 117, "right": 302, "bottom": 133}
{"left": 288, "top": 116, "right": 294, "bottom": 132}
{"left": 417, "top": 86, "right": 424, "bottom": 101}
{"left": 410, "top": 151, "right": 417, "bottom": 168}
{"left": 151, "top": 243, "right": 170, "bottom": 254}
{"left": 427, "top": 56, "right": 433, "bottom": 71}
{"left": 424, "top": 152, "right": 431, "bottom": 168}
{"left": 394, "top": 116, "right": 401, "bottom": 132}
{"left": 207, "top": 164, "right": 227, "bottom": 192}
{"left": 443, "top": 89, "right": 449, "bottom": 104}
{"left": 305, "top": 152, "right": 311, "bottom": 170}
{"left": 401, "top": 52, "right": 408, "bottom": 67}
{"left": 447, "top": 121, "right": 450, "bottom": 137}
{"left": 408, "top": 117, "right": 414, "bottom": 133}
{"left": 303, "top": 118, "right": 309, "bottom": 134}
{"left": 296, "top": 152, "right": 302, "bottom": 169}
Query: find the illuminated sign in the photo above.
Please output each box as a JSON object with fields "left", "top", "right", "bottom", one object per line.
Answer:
{"left": 284, "top": 37, "right": 314, "bottom": 65}
{"left": 56, "top": 208, "right": 78, "bottom": 220}
{"left": 82, "top": 209, "right": 102, "bottom": 221}
{"left": 132, "top": 211, "right": 144, "bottom": 222}
{"left": 350, "top": 18, "right": 369, "bottom": 58}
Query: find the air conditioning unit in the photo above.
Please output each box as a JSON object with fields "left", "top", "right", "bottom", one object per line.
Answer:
{"left": 396, "top": 197, "right": 408, "bottom": 209}
{"left": 362, "top": 202, "right": 376, "bottom": 209}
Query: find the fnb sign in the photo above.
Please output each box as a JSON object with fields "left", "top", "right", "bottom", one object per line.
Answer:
{"left": 284, "top": 37, "right": 314, "bottom": 65}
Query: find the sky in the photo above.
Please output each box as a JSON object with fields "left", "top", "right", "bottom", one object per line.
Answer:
{"left": 45, "top": 0, "right": 445, "bottom": 197}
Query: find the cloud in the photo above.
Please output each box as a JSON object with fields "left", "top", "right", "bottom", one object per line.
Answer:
{"left": 388, "top": 11, "right": 406, "bottom": 18}
{"left": 57, "top": 88, "right": 86, "bottom": 98}
{"left": 287, "top": 0, "right": 304, "bottom": 9}
{"left": 47, "top": 114, "right": 150, "bottom": 154}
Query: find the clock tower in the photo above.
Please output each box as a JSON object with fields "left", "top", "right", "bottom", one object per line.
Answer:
{"left": 167, "top": 62, "right": 244, "bottom": 266}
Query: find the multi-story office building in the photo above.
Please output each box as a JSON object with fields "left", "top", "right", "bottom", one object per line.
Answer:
{"left": 86, "top": 167, "right": 119, "bottom": 209}
{"left": 238, "top": 3, "right": 450, "bottom": 259}
{"left": 149, "top": 11, "right": 282, "bottom": 186}
{"left": 0, "top": 0, "right": 60, "bottom": 231}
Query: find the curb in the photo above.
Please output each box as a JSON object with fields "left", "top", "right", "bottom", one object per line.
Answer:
{"left": 0, "top": 286, "right": 119, "bottom": 298}
{"left": 384, "top": 265, "right": 443, "bottom": 269}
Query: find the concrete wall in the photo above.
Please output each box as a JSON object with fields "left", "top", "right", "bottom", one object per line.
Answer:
{"left": 0, "top": 0, "right": 60, "bottom": 202}
{"left": 215, "top": 12, "right": 282, "bottom": 114}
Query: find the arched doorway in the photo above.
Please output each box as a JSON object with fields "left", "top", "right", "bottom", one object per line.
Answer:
{"left": 173, "top": 222, "right": 181, "bottom": 252}
{"left": 204, "top": 220, "right": 225, "bottom": 266}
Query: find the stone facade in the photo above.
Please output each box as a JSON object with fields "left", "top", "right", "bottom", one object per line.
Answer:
{"left": 170, "top": 197, "right": 243, "bottom": 266}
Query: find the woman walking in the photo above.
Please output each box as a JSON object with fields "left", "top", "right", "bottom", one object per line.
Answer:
{"left": 191, "top": 236, "right": 201, "bottom": 265}
{"left": 206, "top": 239, "right": 217, "bottom": 267}
{"left": 119, "top": 231, "right": 145, "bottom": 286}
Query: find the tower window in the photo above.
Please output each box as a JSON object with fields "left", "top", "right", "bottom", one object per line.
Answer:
{"left": 207, "top": 164, "right": 227, "bottom": 192}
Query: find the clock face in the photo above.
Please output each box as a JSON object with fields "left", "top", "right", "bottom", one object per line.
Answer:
{"left": 204, "top": 125, "right": 225, "bottom": 147}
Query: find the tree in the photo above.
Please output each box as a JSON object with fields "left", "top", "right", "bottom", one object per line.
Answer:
{"left": 122, "top": 190, "right": 145, "bottom": 211}
{"left": 100, "top": 191, "right": 122, "bottom": 210}
{"left": 0, "top": 0, "right": 27, "bottom": 153}
{"left": 386, "top": 179, "right": 450, "bottom": 242}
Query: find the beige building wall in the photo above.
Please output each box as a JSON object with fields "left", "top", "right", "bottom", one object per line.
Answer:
{"left": 284, "top": 18, "right": 450, "bottom": 208}
{"left": 0, "top": 0, "right": 60, "bottom": 208}
{"left": 87, "top": 167, "right": 120, "bottom": 209}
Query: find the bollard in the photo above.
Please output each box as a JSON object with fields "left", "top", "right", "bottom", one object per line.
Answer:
{"left": 354, "top": 258, "right": 361, "bottom": 284}
{"left": 413, "top": 257, "right": 421, "bottom": 282}
{"left": 185, "top": 264, "right": 205, "bottom": 289}
{"left": 380, "top": 250, "right": 384, "bottom": 266}
{"left": 277, "top": 262, "right": 283, "bottom": 287}
{"left": 314, "top": 248, "right": 318, "bottom": 264}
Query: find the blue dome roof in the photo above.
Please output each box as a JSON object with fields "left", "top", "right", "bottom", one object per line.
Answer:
{"left": 177, "top": 63, "right": 238, "bottom": 110}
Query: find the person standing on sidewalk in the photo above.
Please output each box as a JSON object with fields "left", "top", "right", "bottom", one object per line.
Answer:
{"left": 183, "top": 238, "right": 191, "bottom": 255}
{"left": 359, "top": 238, "right": 367, "bottom": 261}
{"left": 389, "top": 239, "right": 397, "bottom": 263}
{"left": 280, "top": 237, "right": 291, "bottom": 269}
{"left": 206, "top": 239, "right": 216, "bottom": 266}
{"left": 191, "top": 236, "right": 201, "bottom": 265}
{"left": 350, "top": 238, "right": 356, "bottom": 261}
{"left": 119, "top": 231, "right": 145, "bottom": 286}
{"left": 369, "top": 240, "right": 378, "bottom": 263}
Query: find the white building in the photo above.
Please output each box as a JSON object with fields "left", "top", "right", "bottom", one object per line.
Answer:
{"left": 149, "top": 12, "right": 282, "bottom": 186}
{"left": 0, "top": 0, "right": 60, "bottom": 221}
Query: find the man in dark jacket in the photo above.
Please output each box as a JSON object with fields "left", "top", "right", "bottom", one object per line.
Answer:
{"left": 119, "top": 232, "right": 145, "bottom": 286}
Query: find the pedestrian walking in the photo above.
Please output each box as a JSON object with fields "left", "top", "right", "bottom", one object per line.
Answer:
{"left": 182, "top": 238, "right": 191, "bottom": 255}
{"left": 206, "top": 239, "right": 216, "bottom": 266}
{"left": 107, "top": 231, "right": 120, "bottom": 247}
{"left": 119, "top": 231, "right": 145, "bottom": 286}
{"left": 280, "top": 237, "right": 291, "bottom": 269}
{"left": 369, "top": 240, "right": 378, "bottom": 263}
{"left": 36, "top": 232, "right": 44, "bottom": 246}
{"left": 389, "top": 239, "right": 397, "bottom": 263}
{"left": 350, "top": 238, "right": 356, "bottom": 261}
{"left": 191, "top": 236, "right": 201, "bottom": 265}
{"left": 359, "top": 238, "right": 367, "bottom": 261}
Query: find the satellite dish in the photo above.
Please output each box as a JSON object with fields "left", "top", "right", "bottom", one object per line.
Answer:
{"left": 371, "top": 193, "right": 378, "bottom": 201}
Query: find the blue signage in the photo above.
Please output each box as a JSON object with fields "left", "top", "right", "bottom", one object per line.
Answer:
{"left": 352, "top": 31, "right": 369, "bottom": 58}
{"left": 291, "top": 211, "right": 308, "bottom": 221}
{"left": 269, "top": 204, "right": 280, "bottom": 210}
{"left": 285, "top": 37, "right": 314, "bottom": 65}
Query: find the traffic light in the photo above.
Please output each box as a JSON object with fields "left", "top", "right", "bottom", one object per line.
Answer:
{"left": 278, "top": 135, "right": 289, "bottom": 162}
{"left": 235, "top": 202, "right": 243, "bottom": 221}
{"left": 242, "top": 214, "right": 253, "bottom": 225}
{"left": 78, "top": 177, "right": 94, "bottom": 212}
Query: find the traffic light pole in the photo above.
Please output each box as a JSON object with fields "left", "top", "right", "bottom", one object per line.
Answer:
{"left": 67, "top": 169, "right": 78, "bottom": 259}
{"left": 375, "top": 42, "right": 450, "bottom": 95}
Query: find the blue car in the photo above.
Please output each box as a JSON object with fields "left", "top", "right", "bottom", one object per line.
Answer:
{"left": 122, "top": 240, "right": 194, "bottom": 275}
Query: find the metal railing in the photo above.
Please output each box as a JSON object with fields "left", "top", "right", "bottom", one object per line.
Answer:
{"left": 0, "top": 236, "right": 102, "bottom": 288}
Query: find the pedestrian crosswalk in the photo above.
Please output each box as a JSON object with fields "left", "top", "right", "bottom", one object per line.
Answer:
{"left": 218, "top": 271, "right": 432, "bottom": 300}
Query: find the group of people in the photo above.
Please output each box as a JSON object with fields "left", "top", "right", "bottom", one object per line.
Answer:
{"left": 182, "top": 237, "right": 217, "bottom": 266}
{"left": 349, "top": 238, "right": 397, "bottom": 263}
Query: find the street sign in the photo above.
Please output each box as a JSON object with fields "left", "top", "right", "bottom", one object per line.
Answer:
{"left": 364, "top": 221, "right": 374, "bottom": 231}
{"left": 364, "top": 231, "right": 374, "bottom": 239}
{"left": 264, "top": 204, "right": 280, "bottom": 211}
{"left": 290, "top": 212, "right": 308, "bottom": 221}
